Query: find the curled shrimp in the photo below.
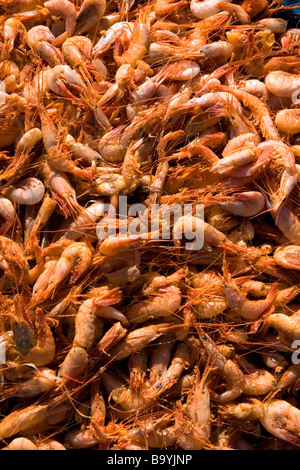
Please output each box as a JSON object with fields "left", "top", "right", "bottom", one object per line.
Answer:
{"left": 0, "top": 197, "right": 17, "bottom": 235}
{"left": 223, "top": 266, "right": 278, "bottom": 320}
{"left": 204, "top": 338, "right": 245, "bottom": 403}
{"left": 208, "top": 191, "right": 265, "bottom": 217}
{"left": 114, "top": 14, "right": 149, "bottom": 67}
{"left": 4, "top": 178, "right": 45, "bottom": 205}
{"left": 275, "top": 109, "right": 300, "bottom": 136}
{"left": 126, "top": 272, "right": 182, "bottom": 324}
{"left": 190, "top": 0, "right": 233, "bottom": 18}
{"left": 47, "top": 65, "right": 85, "bottom": 99}
{"left": 93, "top": 22, "right": 134, "bottom": 56}
{"left": 264, "top": 311, "right": 300, "bottom": 344}
{"left": 35, "top": 242, "right": 93, "bottom": 301}
{"left": 265, "top": 71, "right": 300, "bottom": 99}
{"left": 274, "top": 245, "right": 300, "bottom": 271}
{"left": 40, "top": 160, "right": 81, "bottom": 217}
{"left": 44, "top": 0, "right": 77, "bottom": 46}
{"left": 109, "top": 323, "right": 173, "bottom": 361}
{"left": 261, "top": 400, "right": 300, "bottom": 446}
{"left": 2, "top": 438, "right": 39, "bottom": 450}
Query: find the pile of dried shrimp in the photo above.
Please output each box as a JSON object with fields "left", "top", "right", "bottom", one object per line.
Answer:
{"left": 0, "top": 0, "right": 300, "bottom": 451}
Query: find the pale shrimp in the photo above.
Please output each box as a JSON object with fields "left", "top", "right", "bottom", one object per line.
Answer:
{"left": 114, "top": 15, "right": 149, "bottom": 67}
{"left": 2, "top": 367, "right": 57, "bottom": 399}
{"left": 4, "top": 178, "right": 45, "bottom": 206}
{"left": 102, "top": 370, "right": 150, "bottom": 411}
{"left": 188, "top": 271, "right": 228, "bottom": 319}
{"left": 40, "top": 161, "right": 81, "bottom": 217}
{"left": 211, "top": 146, "right": 257, "bottom": 176}
{"left": 153, "top": 0, "right": 185, "bottom": 14}
{"left": 242, "top": 370, "right": 276, "bottom": 396}
{"left": 97, "top": 122, "right": 142, "bottom": 163}
{"left": 93, "top": 22, "right": 134, "bottom": 56}
{"left": 126, "top": 285, "right": 182, "bottom": 324}
{"left": 12, "top": 7, "right": 50, "bottom": 26}
{"left": 237, "top": 79, "right": 268, "bottom": 101}
{"left": 32, "top": 41, "right": 64, "bottom": 68}
{"left": 216, "top": 1, "right": 251, "bottom": 24}
{"left": 159, "top": 60, "right": 200, "bottom": 81}
{"left": 99, "top": 234, "right": 141, "bottom": 256}
{"left": 44, "top": 0, "right": 77, "bottom": 46}
{"left": 255, "top": 18, "right": 287, "bottom": 34}
{"left": 47, "top": 65, "right": 85, "bottom": 99}
{"left": 21, "top": 69, "right": 51, "bottom": 104}
{"left": 265, "top": 71, "right": 300, "bottom": 99}
{"left": 109, "top": 323, "right": 173, "bottom": 361}
{"left": 223, "top": 267, "right": 278, "bottom": 320}
{"left": 264, "top": 311, "right": 300, "bottom": 344}
{"left": 190, "top": 0, "right": 232, "bottom": 19}
{"left": 204, "top": 339, "right": 245, "bottom": 403}
{"left": 66, "top": 135, "right": 102, "bottom": 165}
{"left": 72, "top": 294, "right": 124, "bottom": 350}
{"left": 209, "top": 191, "right": 265, "bottom": 217}
{"left": 275, "top": 109, "right": 300, "bottom": 135}
{"left": 222, "top": 133, "right": 260, "bottom": 155}
{"left": 120, "top": 416, "right": 176, "bottom": 449}
{"left": 0, "top": 236, "right": 28, "bottom": 282}
{"left": 173, "top": 215, "right": 229, "bottom": 250}
{"left": 147, "top": 334, "right": 174, "bottom": 386}
{"left": 200, "top": 41, "right": 233, "bottom": 64}
{"left": 26, "top": 24, "right": 55, "bottom": 45}
{"left": 274, "top": 245, "right": 300, "bottom": 271}
{"left": 189, "top": 92, "right": 242, "bottom": 114}
{"left": 271, "top": 363, "right": 300, "bottom": 395}
{"left": 75, "top": 0, "right": 107, "bottom": 35}
{"left": 60, "top": 200, "right": 105, "bottom": 241}
{"left": 36, "top": 242, "right": 93, "bottom": 300}
{"left": 32, "top": 260, "right": 57, "bottom": 296}
{"left": 97, "top": 64, "right": 135, "bottom": 107}
{"left": 265, "top": 56, "right": 300, "bottom": 74}
{"left": 2, "top": 438, "right": 38, "bottom": 450}
{"left": 0, "top": 197, "right": 17, "bottom": 235}
{"left": 173, "top": 371, "right": 211, "bottom": 450}
{"left": 36, "top": 439, "right": 66, "bottom": 450}
{"left": 62, "top": 36, "right": 93, "bottom": 81}
{"left": 260, "top": 349, "right": 288, "bottom": 372}
{"left": 261, "top": 400, "right": 300, "bottom": 446}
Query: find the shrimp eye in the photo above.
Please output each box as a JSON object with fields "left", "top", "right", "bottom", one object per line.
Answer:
{"left": 212, "top": 191, "right": 218, "bottom": 196}
{"left": 1, "top": 179, "right": 7, "bottom": 184}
